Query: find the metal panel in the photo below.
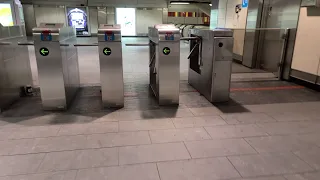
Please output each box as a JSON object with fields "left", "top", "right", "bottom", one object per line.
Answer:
{"left": 189, "top": 28, "right": 233, "bottom": 103}
{"left": 0, "top": 25, "right": 33, "bottom": 112}
{"left": 149, "top": 24, "right": 180, "bottom": 105}
{"left": 33, "top": 24, "right": 79, "bottom": 110}
{"left": 290, "top": 69, "right": 317, "bottom": 83}
{"left": 98, "top": 24, "right": 124, "bottom": 108}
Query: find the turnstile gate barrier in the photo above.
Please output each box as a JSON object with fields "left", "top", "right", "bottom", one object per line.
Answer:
{"left": 188, "top": 28, "right": 234, "bottom": 103}
{"left": 148, "top": 24, "right": 181, "bottom": 105}
{"left": 74, "top": 24, "right": 124, "bottom": 108}
{"left": 32, "top": 23, "right": 80, "bottom": 110}
{"left": 98, "top": 24, "right": 124, "bottom": 108}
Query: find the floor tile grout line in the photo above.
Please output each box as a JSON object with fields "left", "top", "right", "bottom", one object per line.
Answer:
{"left": 202, "top": 126, "right": 213, "bottom": 139}
{"left": 243, "top": 137, "right": 260, "bottom": 154}
{"left": 156, "top": 163, "right": 162, "bottom": 180}
{"left": 289, "top": 150, "right": 316, "bottom": 171}
{"left": 35, "top": 152, "right": 48, "bottom": 173}
{"left": 74, "top": 169, "right": 80, "bottom": 180}
{"left": 182, "top": 141, "right": 192, "bottom": 159}
{"left": 226, "top": 156, "right": 243, "bottom": 178}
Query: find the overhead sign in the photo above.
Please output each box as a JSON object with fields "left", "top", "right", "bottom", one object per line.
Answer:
{"left": 103, "top": 47, "right": 112, "bottom": 56}
{"left": 40, "top": 47, "right": 49, "bottom": 56}
{"left": 242, "top": 0, "right": 248, "bottom": 8}
{"left": 163, "top": 47, "right": 170, "bottom": 55}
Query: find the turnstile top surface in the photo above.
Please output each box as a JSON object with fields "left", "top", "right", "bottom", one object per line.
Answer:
{"left": 149, "top": 24, "right": 180, "bottom": 43}
{"left": 190, "top": 28, "right": 233, "bottom": 39}
{"left": 32, "top": 23, "right": 75, "bottom": 42}
{"left": 98, "top": 24, "right": 121, "bottom": 42}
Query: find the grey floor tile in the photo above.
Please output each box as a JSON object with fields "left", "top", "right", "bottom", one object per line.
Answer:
{"left": 237, "top": 177, "right": 286, "bottom": 180}
{"left": 245, "top": 136, "right": 317, "bottom": 153}
{"left": 205, "top": 124, "right": 268, "bottom": 139}
{"left": 188, "top": 107, "right": 222, "bottom": 116}
{"left": 0, "top": 153, "right": 45, "bottom": 176}
{"left": 221, "top": 113, "right": 276, "bottom": 124}
{"left": 87, "top": 131, "right": 151, "bottom": 147}
{"left": 143, "top": 109, "right": 195, "bottom": 119}
{"left": 296, "top": 133, "right": 320, "bottom": 146}
{"left": 149, "top": 128, "right": 211, "bottom": 143}
{"left": 185, "top": 139, "right": 257, "bottom": 158}
{"left": 284, "top": 172, "right": 320, "bottom": 180}
{"left": 76, "top": 163, "right": 160, "bottom": 180}
{"left": 0, "top": 125, "right": 60, "bottom": 141}
{"left": 0, "top": 139, "right": 37, "bottom": 155}
{"left": 33, "top": 135, "right": 98, "bottom": 153}
{"left": 157, "top": 157, "right": 241, "bottom": 180}
{"left": 228, "top": 153, "right": 313, "bottom": 177}
{"left": 119, "top": 142, "right": 190, "bottom": 165}
{"left": 172, "top": 116, "right": 226, "bottom": 128}
{"left": 119, "top": 119, "right": 175, "bottom": 131}
{"left": 58, "top": 122, "right": 118, "bottom": 136}
{"left": 267, "top": 111, "right": 318, "bottom": 122}
{"left": 293, "top": 147, "right": 320, "bottom": 170}
{"left": 0, "top": 177, "right": 10, "bottom": 180}
{"left": 38, "top": 148, "right": 118, "bottom": 172}
{"left": 256, "top": 121, "right": 320, "bottom": 135}
{"left": 10, "top": 170, "right": 77, "bottom": 180}
{"left": 112, "top": 110, "right": 150, "bottom": 121}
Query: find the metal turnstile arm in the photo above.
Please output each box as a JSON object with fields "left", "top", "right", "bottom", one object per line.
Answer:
{"left": 149, "top": 53, "right": 156, "bottom": 67}
{"left": 125, "top": 43, "right": 150, "bottom": 46}
{"left": 73, "top": 43, "right": 98, "bottom": 47}
{"left": 18, "top": 42, "right": 34, "bottom": 46}
{"left": 60, "top": 44, "right": 70, "bottom": 46}
{"left": 0, "top": 42, "right": 12, "bottom": 45}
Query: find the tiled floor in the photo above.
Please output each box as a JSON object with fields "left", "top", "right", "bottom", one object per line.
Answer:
{"left": 0, "top": 37, "right": 320, "bottom": 179}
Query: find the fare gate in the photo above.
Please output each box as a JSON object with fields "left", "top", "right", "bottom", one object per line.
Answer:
{"left": 19, "top": 23, "right": 80, "bottom": 110}
{"left": 74, "top": 24, "right": 124, "bottom": 108}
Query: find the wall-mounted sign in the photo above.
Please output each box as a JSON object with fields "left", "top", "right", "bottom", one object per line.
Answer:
{"left": 103, "top": 47, "right": 112, "bottom": 56}
{"left": 242, "top": 0, "right": 249, "bottom": 8}
{"left": 163, "top": 47, "right": 170, "bottom": 55}
{"left": 67, "top": 7, "right": 89, "bottom": 36}
{"left": 40, "top": 47, "right": 49, "bottom": 56}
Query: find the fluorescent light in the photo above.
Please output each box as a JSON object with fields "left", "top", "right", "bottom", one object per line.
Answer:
{"left": 209, "top": 4, "right": 212, "bottom": 6}
{"left": 170, "top": 2, "right": 190, "bottom": 5}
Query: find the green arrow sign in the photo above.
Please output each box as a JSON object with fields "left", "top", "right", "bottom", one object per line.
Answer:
{"left": 40, "top": 47, "right": 49, "bottom": 56}
{"left": 103, "top": 47, "right": 112, "bottom": 56}
{"left": 163, "top": 47, "right": 170, "bottom": 55}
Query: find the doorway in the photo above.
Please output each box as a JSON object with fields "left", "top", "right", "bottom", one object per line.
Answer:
{"left": 116, "top": 8, "right": 136, "bottom": 36}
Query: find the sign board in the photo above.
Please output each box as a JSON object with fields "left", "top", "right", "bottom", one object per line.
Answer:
{"left": 41, "top": 31, "right": 52, "bottom": 41}
{"left": 165, "top": 33, "right": 174, "bottom": 40}
{"left": 242, "top": 0, "right": 249, "bottom": 8}
{"left": 103, "top": 47, "right": 112, "bottom": 56}
{"left": 39, "top": 47, "right": 49, "bottom": 56}
{"left": 105, "top": 31, "right": 115, "bottom": 41}
{"left": 163, "top": 47, "right": 170, "bottom": 55}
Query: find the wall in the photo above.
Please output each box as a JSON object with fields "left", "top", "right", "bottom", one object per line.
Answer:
{"left": 167, "top": 4, "right": 208, "bottom": 24}
{"left": 136, "top": 8, "right": 162, "bottom": 35}
{"left": 89, "top": 7, "right": 98, "bottom": 35}
{"left": 291, "top": 7, "right": 320, "bottom": 77}
{"left": 23, "top": 4, "right": 36, "bottom": 36}
{"left": 34, "top": 6, "right": 66, "bottom": 26}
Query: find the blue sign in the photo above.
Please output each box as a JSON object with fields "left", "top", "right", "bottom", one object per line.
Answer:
{"left": 105, "top": 33, "right": 115, "bottom": 41}
{"left": 41, "top": 32, "right": 52, "bottom": 41}
{"left": 242, "top": 0, "right": 248, "bottom": 8}
{"left": 165, "top": 33, "right": 174, "bottom": 40}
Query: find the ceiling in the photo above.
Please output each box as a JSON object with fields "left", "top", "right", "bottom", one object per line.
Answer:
{"left": 20, "top": 0, "right": 211, "bottom": 7}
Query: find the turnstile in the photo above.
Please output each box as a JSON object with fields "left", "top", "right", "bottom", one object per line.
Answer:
{"left": 188, "top": 28, "right": 234, "bottom": 103}
{"left": 33, "top": 23, "right": 80, "bottom": 110}
{"left": 0, "top": 25, "right": 33, "bottom": 112}
{"left": 98, "top": 24, "right": 124, "bottom": 108}
{"left": 148, "top": 24, "right": 181, "bottom": 105}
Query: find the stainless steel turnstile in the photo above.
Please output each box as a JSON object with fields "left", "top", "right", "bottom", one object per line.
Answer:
{"left": 33, "top": 23, "right": 80, "bottom": 110}
{"left": 0, "top": 25, "right": 33, "bottom": 112}
{"left": 188, "top": 28, "right": 234, "bottom": 103}
{"left": 98, "top": 24, "right": 124, "bottom": 108}
{"left": 149, "top": 25, "right": 181, "bottom": 105}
